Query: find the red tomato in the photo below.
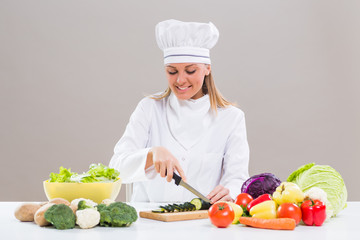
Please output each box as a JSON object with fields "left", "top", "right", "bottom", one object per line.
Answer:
{"left": 234, "top": 193, "right": 253, "bottom": 208}
{"left": 208, "top": 202, "right": 235, "bottom": 228}
{"left": 277, "top": 203, "right": 302, "bottom": 225}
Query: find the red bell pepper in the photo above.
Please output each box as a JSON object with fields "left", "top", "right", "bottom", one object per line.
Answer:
{"left": 247, "top": 194, "right": 272, "bottom": 212}
{"left": 301, "top": 198, "right": 326, "bottom": 226}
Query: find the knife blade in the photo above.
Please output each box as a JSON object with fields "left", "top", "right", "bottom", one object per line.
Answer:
{"left": 172, "top": 172, "right": 211, "bottom": 203}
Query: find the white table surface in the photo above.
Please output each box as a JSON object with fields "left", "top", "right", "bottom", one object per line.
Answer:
{"left": 1, "top": 201, "right": 359, "bottom": 240}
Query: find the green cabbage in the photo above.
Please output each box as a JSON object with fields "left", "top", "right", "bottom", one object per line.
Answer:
{"left": 287, "top": 163, "right": 347, "bottom": 217}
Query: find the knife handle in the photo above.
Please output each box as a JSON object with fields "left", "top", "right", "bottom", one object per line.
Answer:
{"left": 172, "top": 172, "right": 182, "bottom": 186}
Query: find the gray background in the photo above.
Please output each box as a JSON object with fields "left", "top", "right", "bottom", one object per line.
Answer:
{"left": 1, "top": 0, "right": 359, "bottom": 202}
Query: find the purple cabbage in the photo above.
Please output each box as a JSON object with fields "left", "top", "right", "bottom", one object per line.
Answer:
{"left": 241, "top": 173, "right": 282, "bottom": 199}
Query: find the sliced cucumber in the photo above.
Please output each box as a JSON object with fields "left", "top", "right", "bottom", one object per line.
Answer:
{"left": 152, "top": 208, "right": 166, "bottom": 213}
{"left": 172, "top": 204, "right": 181, "bottom": 212}
{"left": 153, "top": 201, "right": 201, "bottom": 213}
{"left": 178, "top": 203, "right": 186, "bottom": 211}
{"left": 190, "top": 198, "right": 212, "bottom": 210}
{"left": 184, "top": 202, "right": 196, "bottom": 211}
{"left": 169, "top": 205, "right": 176, "bottom": 212}
{"left": 190, "top": 198, "right": 202, "bottom": 210}
{"left": 160, "top": 205, "right": 171, "bottom": 212}
{"left": 184, "top": 203, "right": 190, "bottom": 211}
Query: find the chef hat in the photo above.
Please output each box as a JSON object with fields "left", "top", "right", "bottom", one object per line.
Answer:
{"left": 155, "top": 19, "right": 219, "bottom": 65}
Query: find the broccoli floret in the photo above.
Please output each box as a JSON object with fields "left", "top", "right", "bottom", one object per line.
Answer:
{"left": 96, "top": 203, "right": 107, "bottom": 212}
{"left": 78, "top": 200, "right": 93, "bottom": 210}
{"left": 44, "top": 204, "right": 76, "bottom": 230}
{"left": 98, "top": 202, "right": 138, "bottom": 227}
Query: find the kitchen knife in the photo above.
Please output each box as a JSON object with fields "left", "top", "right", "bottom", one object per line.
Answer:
{"left": 172, "top": 172, "right": 211, "bottom": 203}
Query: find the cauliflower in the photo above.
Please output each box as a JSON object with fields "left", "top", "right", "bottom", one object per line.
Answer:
{"left": 73, "top": 199, "right": 101, "bottom": 229}
{"left": 76, "top": 208, "right": 100, "bottom": 229}
{"left": 71, "top": 198, "right": 97, "bottom": 211}
{"left": 304, "top": 187, "right": 327, "bottom": 203}
{"left": 101, "top": 199, "right": 115, "bottom": 206}
{"left": 304, "top": 187, "right": 333, "bottom": 220}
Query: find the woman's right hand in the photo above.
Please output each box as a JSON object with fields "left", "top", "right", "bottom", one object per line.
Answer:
{"left": 146, "top": 146, "right": 187, "bottom": 182}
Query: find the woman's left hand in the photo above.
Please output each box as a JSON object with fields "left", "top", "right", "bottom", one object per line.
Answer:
{"left": 207, "top": 185, "right": 233, "bottom": 204}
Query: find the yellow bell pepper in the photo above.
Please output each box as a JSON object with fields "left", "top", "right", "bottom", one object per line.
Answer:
{"left": 272, "top": 182, "right": 304, "bottom": 205}
{"left": 249, "top": 200, "right": 277, "bottom": 219}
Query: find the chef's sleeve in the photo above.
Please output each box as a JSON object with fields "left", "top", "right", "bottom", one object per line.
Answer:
{"left": 109, "top": 98, "right": 156, "bottom": 183}
{"left": 220, "top": 111, "right": 250, "bottom": 199}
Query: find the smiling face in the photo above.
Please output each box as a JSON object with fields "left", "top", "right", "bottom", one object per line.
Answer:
{"left": 165, "top": 63, "right": 211, "bottom": 100}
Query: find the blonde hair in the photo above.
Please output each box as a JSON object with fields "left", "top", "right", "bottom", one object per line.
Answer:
{"left": 150, "top": 72, "right": 235, "bottom": 113}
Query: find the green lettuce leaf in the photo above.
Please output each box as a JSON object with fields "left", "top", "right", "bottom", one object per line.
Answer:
{"left": 86, "top": 163, "right": 120, "bottom": 182}
{"left": 48, "top": 164, "right": 120, "bottom": 183}
{"left": 49, "top": 167, "right": 74, "bottom": 182}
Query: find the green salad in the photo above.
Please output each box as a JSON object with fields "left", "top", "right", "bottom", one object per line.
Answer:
{"left": 49, "top": 163, "right": 120, "bottom": 183}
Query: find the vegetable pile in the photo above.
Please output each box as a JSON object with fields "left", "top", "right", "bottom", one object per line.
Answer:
{"left": 49, "top": 163, "right": 120, "bottom": 183}
{"left": 207, "top": 162, "right": 347, "bottom": 230}
{"left": 14, "top": 162, "right": 347, "bottom": 232}
{"left": 14, "top": 198, "right": 138, "bottom": 230}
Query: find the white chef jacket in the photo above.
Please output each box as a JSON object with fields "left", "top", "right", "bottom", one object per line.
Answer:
{"left": 109, "top": 92, "right": 249, "bottom": 202}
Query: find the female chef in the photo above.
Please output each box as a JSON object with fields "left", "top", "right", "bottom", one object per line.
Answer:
{"left": 109, "top": 19, "right": 249, "bottom": 203}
